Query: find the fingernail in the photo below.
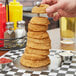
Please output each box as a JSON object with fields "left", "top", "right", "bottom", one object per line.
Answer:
{"left": 46, "top": 8, "right": 50, "bottom": 12}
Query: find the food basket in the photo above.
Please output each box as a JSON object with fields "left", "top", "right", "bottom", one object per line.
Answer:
{"left": 0, "top": 36, "right": 27, "bottom": 50}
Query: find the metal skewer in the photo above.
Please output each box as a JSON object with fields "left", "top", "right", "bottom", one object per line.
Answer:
{"left": 37, "top": 13, "right": 40, "bottom": 17}
{"left": 36, "top": 1, "right": 41, "bottom": 7}
{"left": 34, "top": 1, "right": 41, "bottom": 17}
{"left": 34, "top": 1, "right": 41, "bottom": 7}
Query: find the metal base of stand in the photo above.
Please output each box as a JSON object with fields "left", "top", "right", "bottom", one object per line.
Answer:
{"left": 0, "top": 43, "right": 26, "bottom": 51}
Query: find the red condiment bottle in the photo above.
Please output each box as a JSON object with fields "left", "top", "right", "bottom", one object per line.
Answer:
{"left": 0, "top": 3, "right": 6, "bottom": 47}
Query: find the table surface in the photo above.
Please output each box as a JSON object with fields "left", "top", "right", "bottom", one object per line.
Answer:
{"left": 0, "top": 28, "right": 76, "bottom": 76}
{"left": 1, "top": 48, "right": 76, "bottom": 76}
{"left": 0, "top": 28, "right": 75, "bottom": 56}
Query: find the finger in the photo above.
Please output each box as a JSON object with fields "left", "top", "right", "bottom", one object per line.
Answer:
{"left": 58, "top": 9, "right": 76, "bottom": 17}
{"left": 41, "top": 0, "right": 46, "bottom": 4}
{"left": 58, "top": 9, "right": 65, "bottom": 17}
{"left": 53, "top": 13, "right": 60, "bottom": 21}
{"left": 41, "top": 0, "right": 55, "bottom": 4}
{"left": 47, "top": 13, "right": 53, "bottom": 17}
{"left": 41, "top": 0, "right": 51, "bottom": 4}
{"left": 41, "top": 0, "right": 57, "bottom": 5}
{"left": 46, "top": 3, "right": 62, "bottom": 13}
{"left": 58, "top": 9, "right": 68, "bottom": 17}
{"left": 51, "top": 0, "right": 57, "bottom": 4}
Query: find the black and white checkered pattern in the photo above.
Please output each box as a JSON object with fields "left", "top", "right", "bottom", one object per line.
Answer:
{"left": 0, "top": 49, "right": 76, "bottom": 76}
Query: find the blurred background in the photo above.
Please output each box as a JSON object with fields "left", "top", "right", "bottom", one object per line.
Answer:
{"left": 0, "top": 0, "right": 59, "bottom": 32}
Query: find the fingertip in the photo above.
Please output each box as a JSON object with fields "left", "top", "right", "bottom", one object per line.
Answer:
{"left": 46, "top": 8, "right": 50, "bottom": 13}
{"left": 53, "top": 14, "right": 60, "bottom": 21}
{"left": 46, "top": 4, "right": 58, "bottom": 13}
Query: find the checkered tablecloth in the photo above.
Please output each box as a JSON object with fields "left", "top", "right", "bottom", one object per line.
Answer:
{"left": 0, "top": 49, "right": 76, "bottom": 76}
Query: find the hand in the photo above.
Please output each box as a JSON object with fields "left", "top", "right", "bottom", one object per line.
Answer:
{"left": 41, "top": 0, "right": 57, "bottom": 5}
{"left": 41, "top": 0, "right": 76, "bottom": 21}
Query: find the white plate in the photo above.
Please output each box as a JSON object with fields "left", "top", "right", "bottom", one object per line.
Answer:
{"left": 13, "top": 55, "right": 62, "bottom": 71}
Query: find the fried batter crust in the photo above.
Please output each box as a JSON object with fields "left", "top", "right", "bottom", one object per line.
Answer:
{"left": 25, "top": 47, "right": 50, "bottom": 56}
{"left": 32, "top": 4, "right": 49, "bottom": 13}
{"left": 27, "top": 31, "right": 49, "bottom": 39}
{"left": 30, "top": 17, "right": 50, "bottom": 26}
{"left": 20, "top": 55, "right": 50, "bottom": 68}
{"left": 27, "top": 40, "right": 51, "bottom": 50}
{"left": 28, "top": 23, "right": 48, "bottom": 32}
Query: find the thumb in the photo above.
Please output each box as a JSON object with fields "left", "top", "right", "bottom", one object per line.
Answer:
{"left": 46, "top": 3, "right": 62, "bottom": 13}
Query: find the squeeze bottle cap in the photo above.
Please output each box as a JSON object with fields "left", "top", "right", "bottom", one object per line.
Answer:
{"left": 17, "top": 21, "right": 25, "bottom": 25}
{"left": 6, "top": 22, "right": 14, "bottom": 29}
{"left": 0, "top": 3, "right": 2, "bottom": 7}
{"left": 10, "top": 0, "right": 20, "bottom": 5}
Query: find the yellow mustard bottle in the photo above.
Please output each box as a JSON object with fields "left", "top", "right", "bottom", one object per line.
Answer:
{"left": 9, "top": 0, "right": 23, "bottom": 30}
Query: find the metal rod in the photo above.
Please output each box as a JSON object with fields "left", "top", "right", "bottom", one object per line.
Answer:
{"left": 37, "top": 13, "right": 40, "bottom": 17}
